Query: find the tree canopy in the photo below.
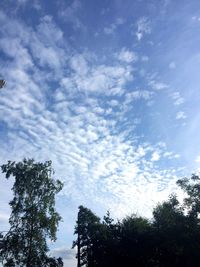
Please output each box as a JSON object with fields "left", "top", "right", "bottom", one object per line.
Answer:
{"left": 0, "top": 159, "right": 63, "bottom": 267}
{"left": 73, "top": 175, "right": 200, "bottom": 267}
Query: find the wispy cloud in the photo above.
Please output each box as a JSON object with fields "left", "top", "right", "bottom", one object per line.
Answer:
{"left": 192, "top": 16, "right": 200, "bottom": 22}
{"left": 104, "top": 18, "right": 125, "bottom": 35}
{"left": 176, "top": 111, "right": 187, "bottom": 120}
{"left": 135, "top": 17, "right": 151, "bottom": 41}
{"left": 117, "top": 47, "right": 138, "bottom": 63}
{"left": 171, "top": 92, "right": 185, "bottom": 106}
{"left": 148, "top": 80, "right": 168, "bottom": 90}
{"left": 59, "top": 0, "right": 83, "bottom": 29}
{"left": 61, "top": 58, "right": 133, "bottom": 95}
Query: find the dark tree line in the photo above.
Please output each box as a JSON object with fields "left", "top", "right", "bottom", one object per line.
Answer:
{"left": 73, "top": 174, "right": 200, "bottom": 267}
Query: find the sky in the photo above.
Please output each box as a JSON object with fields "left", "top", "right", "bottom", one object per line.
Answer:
{"left": 1, "top": 0, "right": 200, "bottom": 266}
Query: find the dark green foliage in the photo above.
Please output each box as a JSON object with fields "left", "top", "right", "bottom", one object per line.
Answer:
{"left": 72, "top": 205, "right": 101, "bottom": 267}
{"left": 46, "top": 256, "right": 64, "bottom": 267}
{"left": 0, "top": 159, "right": 63, "bottom": 267}
{"left": 119, "top": 215, "right": 153, "bottom": 267}
{"left": 73, "top": 175, "right": 200, "bottom": 267}
{"left": 152, "top": 195, "right": 189, "bottom": 267}
{"left": 177, "top": 174, "right": 200, "bottom": 218}
{"left": 0, "top": 79, "right": 6, "bottom": 89}
{"left": 92, "top": 211, "right": 121, "bottom": 267}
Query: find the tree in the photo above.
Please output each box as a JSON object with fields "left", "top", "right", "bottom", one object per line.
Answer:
{"left": 0, "top": 79, "right": 6, "bottom": 89}
{"left": 152, "top": 195, "right": 187, "bottom": 267}
{"left": 72, "top": 206, "right": 100, "bottom": 267}
{"left": 119, "top": 215, "right": 153, "bottom": 267}
{"left": 0, "top": 159, "right": 63, "bottom": 267}
{"left": 98, "top": 211, "right": 121, "bottom": 267}
{"left": 46, "top": 256, "right": 64, "bottom": 267}
{"left": 71, "top": 174, "right": 200, "bottom": 267}
{"left": 176, "top": 175, "right": 200, "bottom": 266}
{"left": 177, "top": 174, "right": 200, "bottom": 218}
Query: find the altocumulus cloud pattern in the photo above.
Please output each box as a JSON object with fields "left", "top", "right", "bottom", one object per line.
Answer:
{"left": 1, "top": 0, "right": 200, "bottom": 266}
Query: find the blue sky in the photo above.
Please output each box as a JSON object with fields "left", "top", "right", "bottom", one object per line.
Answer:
{"left": 1, "top": 0, "right": 200, "bottom": 265}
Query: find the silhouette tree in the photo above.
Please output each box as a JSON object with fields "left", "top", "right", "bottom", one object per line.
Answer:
{"left": 176, "top": 175, "right": 200, "bottom": 266}
{"left": 87, "top": 211, "right": 121, "bottom": 267}
{"left": 73, "top": 206, "right": 100, "bottom": 267}
{"left": 0, "top": 79, "right": 6, "bottom": 89}
{"left": 119, "top": 215, "right": 153, "bottom": 267}
{"left": 0, "top": 159, "right": 63, "bottom": 267}
{"left": 152, "top": 195, "right": 187, "bottom": 266}
{"left": 46, "top": 256, "right": 64, "bottom": 267}
{"left": 177, "top": 174, "right": 200, "bottom": 218}
{"left": 72, "top": 175, "right": 200, "bottom": 267}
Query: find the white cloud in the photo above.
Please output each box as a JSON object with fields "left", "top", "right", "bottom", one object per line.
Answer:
{"left": 70, "top": 54, "right": 89, "bottom": 75}
{"left": 59, "top": 0, "right": 83, "bottom": 29}
{"left": 104, "top": 26, "right": 115, "bottom": 35}
{"left": 104, "top": 17, "right": 125, "bottom": 35}
{"left": 176, "top": 111, "right": 187, "bottom": 120}
{"left": 171, "top": 92, "right": 185, "bottom": 106}
{"left": 151, "top": 151, "right": 160, "bottom": 161}
{"left": 109, "top": 100, "right": 119, "bottom": 107}
{"left": 163, "top": 151, "right": 180, "bottom": 159}
{"left": 136, "top": 17, "right": 151, "bottom": 41}
{"left": 37, "top": 15, "right": 64, "bottom": 44}
{"left": 61, "top": 62, "right": 133, "bottom": 95}
{"left": 149, "top": 80, "right": 168, "bottom": 90}
{"left": 195, "top": 155, "right": 200, "bottom": 163}
{"left": 192, "top": 16, "right": 200, "bottom": 22}
{"left": 137, "top": 146, "right": 146, "bottom": 157}
{"left": 117, "top": 47, "right": 138, "bottom": 63}
{"left": 126, "top": 90, "right": 153, "bottom": 101}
